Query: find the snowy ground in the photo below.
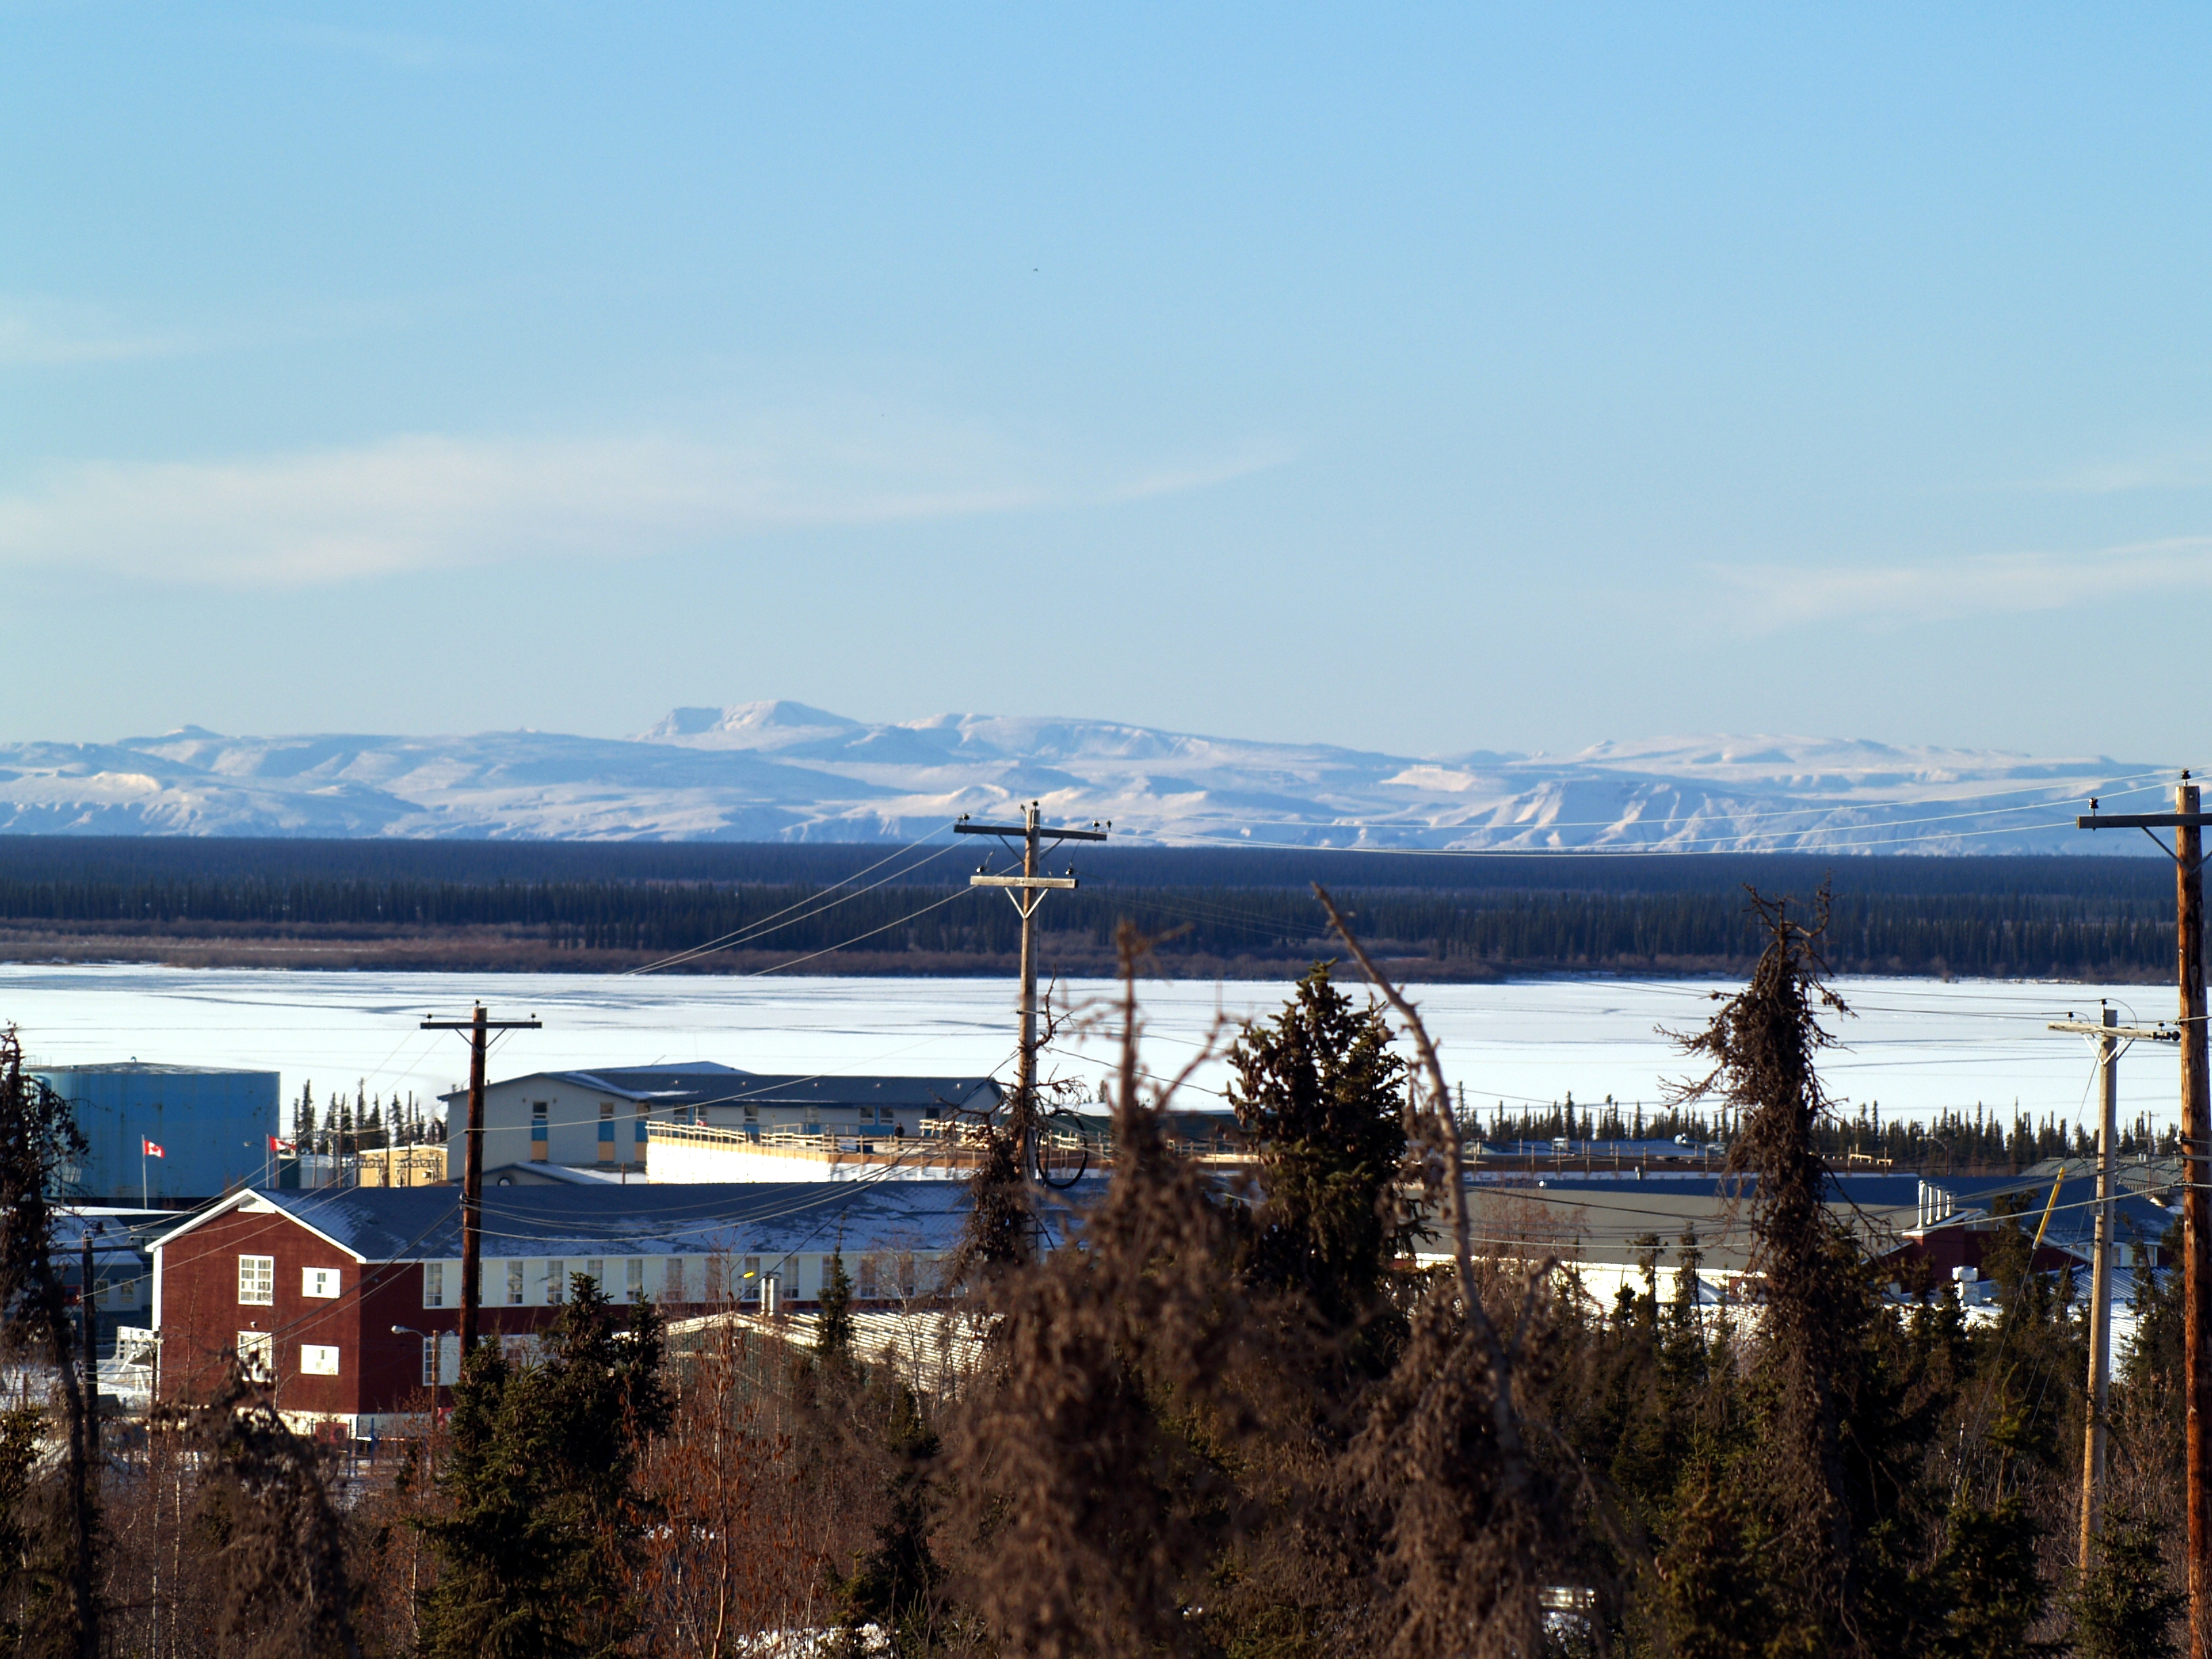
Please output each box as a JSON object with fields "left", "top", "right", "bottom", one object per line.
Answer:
{"left": 0, "top": 965, "right": 2184, "bottom": 1134}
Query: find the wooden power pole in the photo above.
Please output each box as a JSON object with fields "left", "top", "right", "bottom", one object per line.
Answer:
{"left": 2050, "top": 1002, "right": 2175, "bottom": 1570}
{"left": 422, "top": 1004, "right": 541, "bottom": 1357}
{"left": 2080, "top": 777, "right": 2209, "bottom": 1648}
{"left": 957, "top": 804, "right": 1108, "bottom": 1187}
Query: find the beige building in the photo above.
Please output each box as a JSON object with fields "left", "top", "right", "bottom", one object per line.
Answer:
{"left": 443, "top": 1063, "right": 1004, "bottom": 1179}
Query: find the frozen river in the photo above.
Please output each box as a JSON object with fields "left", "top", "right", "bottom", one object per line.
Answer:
{"left": 0, "top": 964, "right": 2186, "bottom": 1134}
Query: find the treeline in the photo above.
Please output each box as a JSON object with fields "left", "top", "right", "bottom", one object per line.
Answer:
{"left": 0, "top": 867, "right": 2191, "bottom": 976}
{"left": 1483, "top": 1098, "right": 2187, "bottom": 1170}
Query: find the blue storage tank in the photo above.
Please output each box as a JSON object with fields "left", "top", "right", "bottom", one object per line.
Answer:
{"left": 30, "top": 1064, "right": 280, "bottom": 1205}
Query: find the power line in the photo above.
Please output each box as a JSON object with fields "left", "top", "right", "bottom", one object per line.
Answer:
{"left": 624, "top": 827, "right": 965, "bottom": 975}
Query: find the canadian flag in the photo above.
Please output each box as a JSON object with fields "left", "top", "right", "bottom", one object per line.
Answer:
{"left": 269, "top": 1136, "right": 297, "bottom": 1155}
{"left": 142, "top": 1139, "right": 164, "bottom": 1158}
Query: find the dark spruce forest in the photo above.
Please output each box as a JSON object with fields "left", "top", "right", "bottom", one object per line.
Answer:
{"left": 0, "top": 837, "right": 2182, "bottom": 979}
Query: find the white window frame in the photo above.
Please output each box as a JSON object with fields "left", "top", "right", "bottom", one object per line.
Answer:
{"left": 625, "top": 1258, "right": 644, "bottom": 1302}
{"left": 422, "top": 1332, "right": 459, "bottom": 1387}
{"left": 237, "top": 1330, "right": 274, "bottom": 1379}
{"left": 302, "top": 1266, "right": 341, "bottom": 1299}
{"left": 238, "top": 1255, "right": 274, "bottom": 1306}
{"left": 662, "top": 1256, "right": 685, "bottom": 1303}
{"left": 422, "top": 1261, "right": 446, "bottom": 1309}
{"left": 546, "top": 1259, "right": 566, "bottom": 1304}
{"left": 300, "top": 1343, "right": 339, "bottom": 1376}
{"left": 507, "top": 1260, "right": 525, "bottom": 1305}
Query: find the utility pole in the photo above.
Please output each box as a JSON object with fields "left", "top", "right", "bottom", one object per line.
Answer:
{"left": 78, "top": 1224, "right": 98, "bottom": 1458}
{"left": 957, "top": 804, "right": 1108, "bottom": 1184}
{"left": 2080, "top": 776, "right": 2210, "bottom": 1649}
{"left": 2049, "top": 1003, "right": 2175, "bottom": 1570}
{"left": 421, "top": 1004, "right": 540, "bottom": 1357}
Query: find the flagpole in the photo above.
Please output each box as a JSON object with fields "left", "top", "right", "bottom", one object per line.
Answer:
{"left": 140, "top": 1141, "right": 147, "bottom": 1209}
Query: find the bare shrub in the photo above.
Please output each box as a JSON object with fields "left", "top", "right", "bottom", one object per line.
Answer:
{"left": 939, "top": 923, "right": 1254, "bottom": 1658}
{"left": 152, "top": 1364, "right": 363, "bottom": 1659}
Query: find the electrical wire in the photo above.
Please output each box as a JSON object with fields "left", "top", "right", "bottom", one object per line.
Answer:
{"left": 623, "top": 825, "right": 966, "bottom": 976}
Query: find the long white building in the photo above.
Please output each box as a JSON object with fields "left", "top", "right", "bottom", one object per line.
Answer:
{"left": 441, "top": 1063, "right": 1003, "bottom": 1178}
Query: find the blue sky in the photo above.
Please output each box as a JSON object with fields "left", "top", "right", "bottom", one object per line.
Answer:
{"left": 5, "top": 5, "right": 2211, "bottom": 762}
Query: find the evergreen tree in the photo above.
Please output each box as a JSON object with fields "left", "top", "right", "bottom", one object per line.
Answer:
{"left": 1225, "top": 961, "right": 1410, "bottom": 1347}
{"left": 161, "top": 1361, "right": 362, "bottom": 1658}
{"left": 2070, "top": 1502, "right": 2184, "bottom": 1659}
{"left": 817, "top": 1248, "right": 857, "bottom": 1367}
{"left": 1927, "top": 1498, "right": 2054, "bottom": 1659}
{"left": 830, "top": 1379, "right": 946, "bottom": 1656}
{"left": 418, "top": 1277, "right": 672, "bottom": 1659}
{"left": 0, "top": 1029, "right": 99, "bottom": 1658}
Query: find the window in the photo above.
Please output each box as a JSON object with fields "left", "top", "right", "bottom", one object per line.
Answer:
{"left": 546, "top": 1260, "right": 565, "bottom": 1303}
{"left": 663, "top": 1257, "right": 686, "bottom": 1303}
{"left": 585, "top": 1258, "right": 604, "bottom": 1290}
{"left": 507, "top": 1261, "right": 525, "bottom": 1305}
{"left": 530, "top": 1101, "right": 550, "bottom": 1162}
{"left": 422, "top": 1333, "right": 459, "bottom": 1387}
{"left": 857, "top": 1256, "right": 878, "bottom": 1300}
{"left": 625, "top": 1258, "right": 644, "bottom": 1302}
{"left": 741, "top": 1256, "right": 762, "bottom": 1303}
{"left": 597, "top": 1103, "right": 615, "bottom": 1162}
{"left": 704, "top": 1254, "right": 726, "bottom": 1303}
{"left": 237, "top": 1330, "right": 274, "bottom": 1379}
{"left": 743, "top": 1104, "right": 758, "bottom": 1122}
{"left": 238, "top": 1255, "right": 274, "bottom": 1305}
{"left": 302, "top": 1267, "right": 340, "bottom": 1299}
{"left": 300, "top": 1343, "right": 339, "bottom": 1376}
{"left": 422, "top": 1261, "right": 445, "bottom": 1308}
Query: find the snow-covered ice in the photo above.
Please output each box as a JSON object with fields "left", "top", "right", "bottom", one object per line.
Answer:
{"left": 0, "top": 965, "right": 2181, "bottom": 1133}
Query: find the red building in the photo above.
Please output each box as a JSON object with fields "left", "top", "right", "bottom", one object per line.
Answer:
{"left": 151, "top": 1180, "right": 974, "bottom": 1434}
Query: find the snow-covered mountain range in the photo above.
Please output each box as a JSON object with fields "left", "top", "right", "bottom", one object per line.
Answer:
{"left": 0, "top": 702, "right": 2169, "bottom": 854}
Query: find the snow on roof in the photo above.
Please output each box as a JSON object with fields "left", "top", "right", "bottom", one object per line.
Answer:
{"left": 440, "top": 1065, "right": 1001, "bottom": 1112}
{"left": 159, "top": 1180, "right": 996, "bottom": 1262}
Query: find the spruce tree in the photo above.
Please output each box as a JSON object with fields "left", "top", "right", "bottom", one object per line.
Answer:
{"left": 2070, "top": 1503, "right": 2184, "bottom": 1659}
{"left": 418, "top": 1277, "right": 672, "bottom": 1658}
{"left": 0, "top": 1029, "right": 99, "bottom": 1658}
{"left": 817, "top": 1248, "right": 857, "bottom": 1367}
{"left": 1225, "top": 961, "right": 1409, "bottom": 1348}
{"left": 830, "top": 1379, "right": 946, "bottom": 1656}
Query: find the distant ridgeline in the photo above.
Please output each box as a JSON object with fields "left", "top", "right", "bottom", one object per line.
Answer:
{"left": 0, "top": 838, "right": 2184, "bottom": 979}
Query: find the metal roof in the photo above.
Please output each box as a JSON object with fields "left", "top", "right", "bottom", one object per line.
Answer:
{"left": 33, "top": 1063, "right": 278, "bottom": 1078}
{"left": 1491, "top": 1172, "right": 1923, "bottom": 1205}
{"left": 439, "top": 1065, "right": 1000, "bottom": 1113}
{"left": 1915, "top": 1172, "right": 2175, "bottom": 1259}
{"left": 711, "top": 1075, "right": 1004, "bottom": 1110}
{"left": 155, "top": 1180, "right": 994, "bottom": 1262}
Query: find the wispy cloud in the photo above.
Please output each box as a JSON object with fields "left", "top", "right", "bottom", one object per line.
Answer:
{"left": 0, "top": 298, "right": 203, "bottom": 367}
{"left": 1710, "top": 537, "right": 2212, "bottom": 629}
{"left": 0, "top": 418, "right": 1282, "bottom": 586}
